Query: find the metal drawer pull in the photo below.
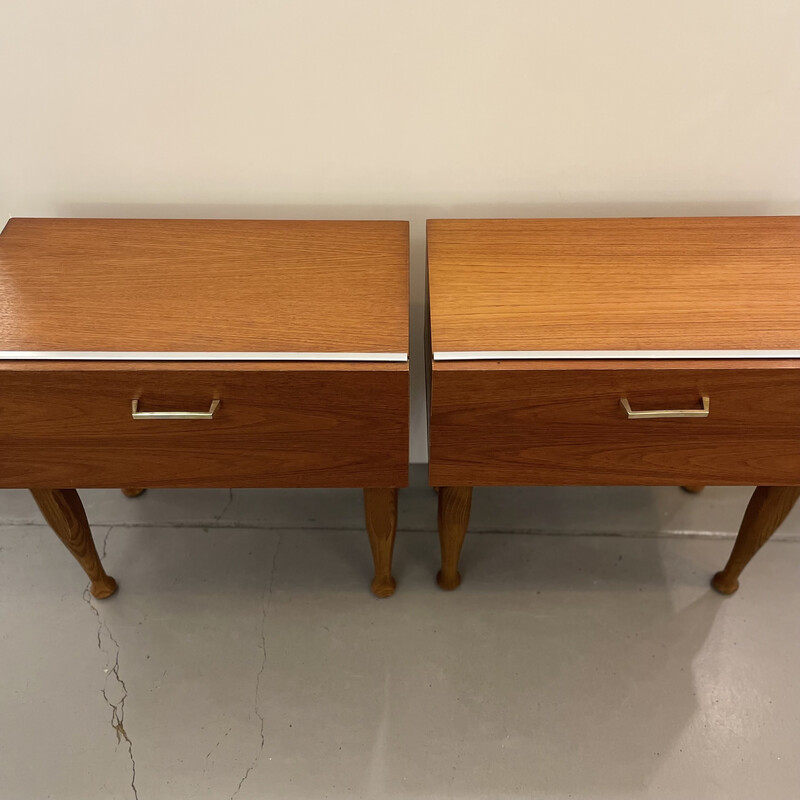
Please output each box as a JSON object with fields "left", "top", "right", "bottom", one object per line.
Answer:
{"left": 131, "top": 398, "right": 220, "bottom": 420}
{"left": 620, "top": 396, "right": 709, "bottom": 419}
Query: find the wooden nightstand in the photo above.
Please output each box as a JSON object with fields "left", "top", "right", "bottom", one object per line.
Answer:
{"left": 427, "top": 217, "right": 800, "bottom": 593}
{"left": 0, "top": 218, "right": 409, "bottom": 598}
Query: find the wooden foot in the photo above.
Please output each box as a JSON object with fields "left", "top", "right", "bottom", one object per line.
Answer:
{"left": 121, "top": 488, "right": 145, "bottom": 498}
{"left": 30, "top": 489, "right": 118, "bottom": 599}
{"left": 712, "top": 486, "right": 800, "bottom": 595}
{"left": 363, "top": 488, "right": 398, "bottom": 598}
{"left": 436, "top": 486, "right": 473, "bottom": 590}
{"left": 682, "top": 485, "right": 705, "bottom": 494}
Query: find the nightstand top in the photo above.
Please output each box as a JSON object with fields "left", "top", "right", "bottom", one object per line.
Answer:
{"left": 427, "top": 216, "right": 800, "bottom": 359}
{"left": 0, "top": 218, "right": 408, "bottom": 360}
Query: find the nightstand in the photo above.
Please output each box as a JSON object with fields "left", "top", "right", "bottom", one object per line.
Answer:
{"left": 0, "top": 218, "right": 409, "bottom": 598}
{"left": 427, "top": 217, "right": 800, "bottom": 593}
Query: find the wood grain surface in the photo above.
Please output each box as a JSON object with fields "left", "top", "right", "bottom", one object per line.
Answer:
{"left": 427, "top": 216, "right": 800, "bottom": 353}
{"left": 712, "top": 486, "right": 800, "bottom": 594}
{"left": 436, "top": 486, "right": 473, "bottom": 590}
{"left": 0, "top": 364, "right": 408, "bottom": 488}
{"left": 0, "top": 218, "right": 408, "bottom": 354}
{"left": 30, "top": 488, "right": 118, "bottom": 598}
{"left": 363, "top": 487, "right": 398, "bottom": 598}
{"left": 429, "top": 362, "right": 800, "bottom": 485}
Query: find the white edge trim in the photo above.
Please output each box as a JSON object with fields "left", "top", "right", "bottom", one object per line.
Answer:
{"left": 0, "top": 351, "right": 408, "bottom": 362}
{"left": 434, "top": 350, "right": 800, "bottom": 361}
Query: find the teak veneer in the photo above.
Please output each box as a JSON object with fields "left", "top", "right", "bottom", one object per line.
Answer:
{"left": 428, "top": 216, "right": 800, "bottom": 594}
{"left": 0, "top": 218, "right": 409, "bottom": 598}
{"left": 1, "top": 363, "right": 407, "bottom": 488}
{"left": 0, "top": 218, "right": 408, "bottom": 356}
{"left": 430, "top": 361, "right": 800, "bottom": 486}
{"left": 428, "top": 216, "right": 800, "bottom": 356}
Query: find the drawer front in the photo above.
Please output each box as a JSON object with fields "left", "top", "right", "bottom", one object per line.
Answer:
{"left": 0, "top": 366, "right": 408, "bottom": 488}
{"left": 430, "top": 364, "right": 800, "bottom": 485}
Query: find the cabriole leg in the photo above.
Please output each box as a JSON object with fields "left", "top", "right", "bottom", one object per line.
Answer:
{"left": 712, "top": 486, "right": 800, "bottom": 595}
{"left": 30, "top": 489, "right": 118, "bottom": 599}
{"left": 363, "top": 488, "right": 398, "bottom": 598}
{"left": 436, "top": 486, "right": 473, "bottom": 591}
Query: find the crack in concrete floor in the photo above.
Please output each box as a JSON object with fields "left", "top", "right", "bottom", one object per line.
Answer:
{"left": 230, "top": 533, "right": 282, "bottom": 800}
{"left": 84, "top": 527, "right": 139, "bottom": 800}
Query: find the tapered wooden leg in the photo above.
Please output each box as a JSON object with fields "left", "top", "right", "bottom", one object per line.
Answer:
{"left": 437, "top": 486, "right": 473, "bottom": 591}
{"left": 121, "top": 488, "right": 145, "bottom": 498}
{"left": 30, "top": 489, "right": 118, "bottom": 599}
{"left": 712, "top": 486, "right": 800, "bottom": 595}
{"left": 682, "top": 485, "right": 705, "bottom": 494}
{"left": 363, "top": 488, "right": 398, "bottom": 598}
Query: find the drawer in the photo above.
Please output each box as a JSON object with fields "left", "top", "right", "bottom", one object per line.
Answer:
{"left": 429, "top": 361, "right": 800, "bottom": 486}
{"left": 0, "top": 362, "right": 408, "bottom": 488}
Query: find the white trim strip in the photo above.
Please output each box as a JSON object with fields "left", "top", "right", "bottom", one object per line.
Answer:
{"left": 435, "top": 349, "right": 800, "bottom": 361}
{"left": 0, "top": 351, "right": 408, "bottom": 362}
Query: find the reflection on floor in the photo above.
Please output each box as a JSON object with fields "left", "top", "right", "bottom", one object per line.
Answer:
{"left": 1, "top": 484, "right": 798, "bottom": 799}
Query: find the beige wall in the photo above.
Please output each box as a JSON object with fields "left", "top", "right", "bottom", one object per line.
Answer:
{"left": 2, "top": 0, "right": 799, "bottom": 462}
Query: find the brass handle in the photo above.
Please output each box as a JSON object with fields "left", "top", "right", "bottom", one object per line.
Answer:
{"left": 131, "top": 398, "right": 220, "bottom": 420}
{"left": 620, "top": 396, "right": 709, "bottom": 419}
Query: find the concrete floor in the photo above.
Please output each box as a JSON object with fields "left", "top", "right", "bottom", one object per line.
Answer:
{"left": 1, "top": 481, "right": 799, "bottom": 799}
